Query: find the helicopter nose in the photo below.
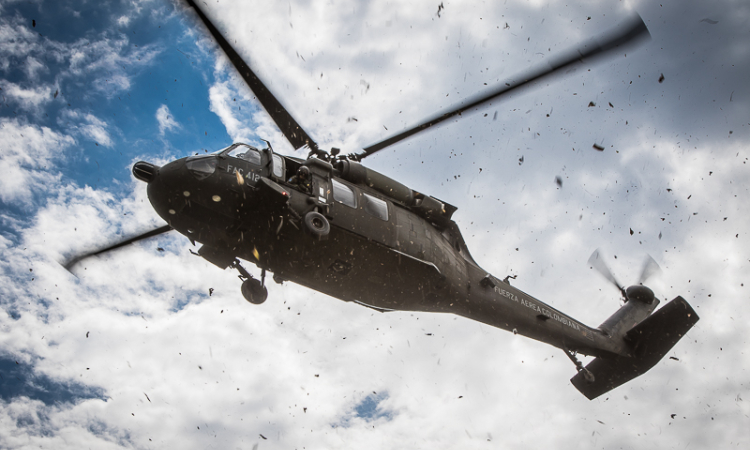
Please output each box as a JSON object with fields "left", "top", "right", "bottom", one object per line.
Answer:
{"left": 143, "top": 158, "right": 188, "bottom": 218}
{"left": 133, "top": 161, "right": 160, "bottom": 183}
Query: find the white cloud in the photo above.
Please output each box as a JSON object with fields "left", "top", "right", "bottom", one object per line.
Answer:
{"left": 155, "top": 104, "right": 179, "bottom": 135}
{"left": 0, "top": 117, "right": 75, "bottom": 205}
{"left": 1, "top": 81, "right": 52, "bottom": 112}
{"left": 23, "top": 56, "right": 47, "bottom": 80}
{"left": 59, "top": 109, "right": 114, "bottom": 147}
{"left": 0, "top": 13, "right": 161, "bottom": 100}
{"left": 0, "top": 16, "right": 40, "bottom": 72}
{"left": 207, "top": 76, "right": 258, "bottom": 144}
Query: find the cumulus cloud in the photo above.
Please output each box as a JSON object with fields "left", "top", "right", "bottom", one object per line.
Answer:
{"left": 0, "top": 117, "right": 75, "bottom": 205}
{"left": 207, "top": 77, "right": 258, "bottom": 144}
{"left": 155, "top": 104, "right": 179, "bottom": 135}
{"left": 23, "top": 56, "right": 47, "bottom": 81}
{"left": 0, "top": 16, "right": 40, "bottom": 72}
{"left": 0, "top": 13, "right": 161, "bottom": 100}
{"left": 58, "top": 110, "right": 114, "bottom": 147}
{"left": 1, "top": 81, "right": 53, "bottom": 112}
{"left": 116, "top": 15, "right": 131, "bottom": 27}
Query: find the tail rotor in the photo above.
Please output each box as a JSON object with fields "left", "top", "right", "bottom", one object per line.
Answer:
{"left": 637, "top": 254, "right": 661, "bottom": 285}
{"left": 588, "top": 249, "right": 660, "bottom": 304}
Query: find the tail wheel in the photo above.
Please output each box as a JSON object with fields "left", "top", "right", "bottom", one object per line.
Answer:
{"left": 241, "top": 278, "right": 268, "bottom": 304}
{"left": 303, "top": 211, "right": 330, "bottom": 240}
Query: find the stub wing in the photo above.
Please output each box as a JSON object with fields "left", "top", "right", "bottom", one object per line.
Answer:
{"left": 571, "top": 296, "right": 699, "bottom": 400}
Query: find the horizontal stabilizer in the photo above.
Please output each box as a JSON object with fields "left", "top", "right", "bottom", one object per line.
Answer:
{"left": 571, "top": 296, "right": 699, "bottom": 400}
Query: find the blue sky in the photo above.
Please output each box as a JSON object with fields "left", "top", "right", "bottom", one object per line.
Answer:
{"left": 0, "top": 0, "right": 239, "bottom": 196}
{"left": 1, "top": 0, "right": 749, "bottom": 448}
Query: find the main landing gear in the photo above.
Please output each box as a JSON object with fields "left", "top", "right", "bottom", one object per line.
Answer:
{"left": 231, "top": 259, "right": 268, "bottom": 304}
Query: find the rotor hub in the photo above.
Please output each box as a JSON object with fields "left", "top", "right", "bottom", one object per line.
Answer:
{"left": 625, "top": 285, "right": 655, "bottom": 304}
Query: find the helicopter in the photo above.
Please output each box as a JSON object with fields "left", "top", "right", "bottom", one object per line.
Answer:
{"left": 64, "top": 0, "right": 699, "bottom": 400}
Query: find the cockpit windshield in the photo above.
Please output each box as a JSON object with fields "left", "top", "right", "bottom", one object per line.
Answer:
{"left": 226, "top": 143, "right": 262, "bottom": 166}
{"left": 212, "top": 144, "right": 236, "bottom": 154}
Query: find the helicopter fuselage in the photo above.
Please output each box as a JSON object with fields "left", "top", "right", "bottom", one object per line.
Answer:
{"left": 141, "top": 144, "right": 634, "bottom": 359}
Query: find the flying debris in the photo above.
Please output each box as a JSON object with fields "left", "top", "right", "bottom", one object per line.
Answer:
{"left": 62, "top": 4, "right": 698, "bottom": 400}
{"left": 593, "top": 143, "right": 605, "bottom": 151}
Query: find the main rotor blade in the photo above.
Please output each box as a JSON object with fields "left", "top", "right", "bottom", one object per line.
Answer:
{"left": 63, "top": 225, "right": 172, "bottom": 271}
{"left": 355, "top": 15, "right": 650, "bottom": 160}
{"left": 638, "top": 254, "right": 661, "bottom": 285}
{"left": 588, "top": 249, "right": 626, "bottom": 298}
{"left": 184, "top": 0, "right": 320, "bottom": 153}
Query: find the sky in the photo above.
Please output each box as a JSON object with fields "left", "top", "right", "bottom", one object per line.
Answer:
{"left": 1, "top": 0, "right": 748, "bottom": 448}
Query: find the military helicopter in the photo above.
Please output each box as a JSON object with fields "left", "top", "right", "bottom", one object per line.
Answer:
{"left": 65, "top": 1, "right": 699, "bottom": 400}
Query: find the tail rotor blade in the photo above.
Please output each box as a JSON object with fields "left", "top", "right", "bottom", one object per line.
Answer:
{"left": 588, "top": 249, "right": 626, "bottom": 297}
{"left": 638, "top": 254, "right": 661, "bottom": 285}
{"left": 63, "top": 224, "right": 172, "bottom": 271}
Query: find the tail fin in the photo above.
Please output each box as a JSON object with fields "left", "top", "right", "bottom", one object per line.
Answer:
{"left": 571, "top": 296, "right": 699, "bottom": 400}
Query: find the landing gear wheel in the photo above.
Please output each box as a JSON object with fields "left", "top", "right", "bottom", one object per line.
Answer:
{"left": 304, "top": 211, "right": 330, "bottom": 240}
{"left": 241, "top": 278, "right": 268, "bottom": 304}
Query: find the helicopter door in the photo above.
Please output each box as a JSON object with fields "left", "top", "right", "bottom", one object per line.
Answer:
{"left": 329, "top": 179, "right": 395, "bottom": 246}
{"left": 300, "top": 158, "right": 332, "bottom": 208}
{"left": 329, "top": 179, "right": 360, "bottom": 232}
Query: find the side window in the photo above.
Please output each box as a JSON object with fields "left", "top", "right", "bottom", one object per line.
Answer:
{"left": 363, "top": 193, "right": 388, "bottom": 221}
{"left": 271, "top": 153, "right": 285, "bottom": 179}
{"left": 227, "top": 145, "right": 261, "bottom": 165}
{"left": 332, "top": 179, "right": 356, "bottom": 208}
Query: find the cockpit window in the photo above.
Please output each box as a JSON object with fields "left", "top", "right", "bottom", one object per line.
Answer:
{"left": 363, "top": 193, "right": 388, "bottom": 221}
{"left": 332, "top": 179, "right": 357, "bottom": 208}
{"left": 271, "top": 153, "right": 285, "bottom": 179}
{"left": 227, "top": 144, "right": 261, "bottom": 165}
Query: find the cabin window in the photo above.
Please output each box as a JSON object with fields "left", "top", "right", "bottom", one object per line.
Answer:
{"left": 363, "top": 193, "right": 388, "bottom": 221}
{"left": 271, "top": 153, "right": 285, "bottom": 179}
{"left": 332, "top": 179, "right": 357, "bottom": 208}
{"left": 227, "top": 145, "right": 261, "bottom": 166}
